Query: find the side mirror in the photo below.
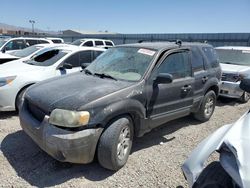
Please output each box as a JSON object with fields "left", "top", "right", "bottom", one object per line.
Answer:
{"left": 81, "top": 63, "right": 91, "bottom": 69}
{"left": 240, "top": 78, "right": 250, "bottom": 93}
{"left": 155, "top": 73, "right": 173, "bottom": 84}
{"left": 59, "top": 63, "right": 73, "bottom": 70}
{"left": 2, "top": 47, "right": 6, "bottom": 53}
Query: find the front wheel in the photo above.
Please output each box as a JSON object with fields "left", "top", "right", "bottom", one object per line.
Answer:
{"left": 239, "top": 91, "right": 250, "bottom": 103}
{"left": 97, "top": 116, "right": 134, "bottom": 171}
{"left": 193, "top": 90, "right": 216, "bottom": 122}
{"left": 193, "top": 162, "right": 234, "bottom": 188}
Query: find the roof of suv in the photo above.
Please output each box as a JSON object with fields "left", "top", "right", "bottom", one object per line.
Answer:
{"left": 215, "top": 46, "right": 250, "bottom": 51}
{"left": 120, "top": 42, "right": 213, "bottom": 51}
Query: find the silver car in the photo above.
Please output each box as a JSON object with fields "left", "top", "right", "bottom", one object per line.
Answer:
{"left": 182, "top": 78, "right": 250, "bottom": 188}
{"left": 216, "top": 46, "right": 250, "bottom": 103}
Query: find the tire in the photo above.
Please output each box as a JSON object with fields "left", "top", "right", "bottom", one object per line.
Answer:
{"left": 194, "top": 90, "right": 216, "bottom": 122}
{"left": 193, "top": 162, "right": 234, "bottom": 188}
{"left": 239, "top": 91, "right": 250, "bottom": 103}
{"left": 97, "top": 116, "right": 134, "bottom": 171}
{"left": 15, "top": 88, "right": 27, "bottom": 111}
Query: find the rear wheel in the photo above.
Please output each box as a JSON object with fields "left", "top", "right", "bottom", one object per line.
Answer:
{"left": 193, "top": 162, "right": 234, "bottom": 188}
{"left": 97, "top": 116, "right": 133, "bottom": 170}
{"left": 194, "top": 90, "right": 216, "bottom": 122}
{"left": 239, "top": 91, "right": 250, "bottom": 103}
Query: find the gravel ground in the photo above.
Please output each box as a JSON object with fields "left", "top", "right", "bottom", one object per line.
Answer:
{"left": 0, "top": 98, "right": 249, "bottom": 188}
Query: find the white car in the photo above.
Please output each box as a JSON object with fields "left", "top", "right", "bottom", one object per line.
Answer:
{"left": 216, "top": 46, "right": 250, "bottom": 103}
{"left": 71, "top": 38, "right": 114, "bottom": 49}
{"left": 0, "top": 43, "right": 65, "bottom": 65}
{"left": 0, "top": 37, "right": 55, "bottom": 53}
{"left": 0, "top": 45, "right": 105, "bottom": 111}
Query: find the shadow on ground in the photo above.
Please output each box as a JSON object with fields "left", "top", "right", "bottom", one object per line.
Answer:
{"left": 0, "top": 111, "right": 18, "bottom": 119}
{"left": 1, "top": 115, "right": 200, "bottom": 187}
{"left": 217, "top": 97, "right": 240, "bottom": 107}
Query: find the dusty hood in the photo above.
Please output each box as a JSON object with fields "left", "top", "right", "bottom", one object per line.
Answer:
{"left": 0, "top": 60, "right": 44, "bottom": 77}
{"left": 25, "top": 72, "right": 133, "bottom": 113}
{"left": 220, "top": 63, "right": 250, "bottom": 74}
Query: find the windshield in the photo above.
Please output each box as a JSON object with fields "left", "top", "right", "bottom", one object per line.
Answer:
{"left": 0, "top": 39, "right": 7, "bottom": 48}
{"left": 9, "top": 45, "right": 42, "bottom": 58}
{"left": 71, "top": 39, "right": 84, "bottom": 46}
{"left": 216, "top": 49, "right": 250, "bottom": 66}
{"left": 24, "top": 49, "right": 69, "bottom": 66}
{"left": 86, "top": 47, "right": 156, "bottom": 81}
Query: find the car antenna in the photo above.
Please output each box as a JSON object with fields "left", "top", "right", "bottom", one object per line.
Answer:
{"left": 175, "top": 39, "right": 182, "bottom": 47}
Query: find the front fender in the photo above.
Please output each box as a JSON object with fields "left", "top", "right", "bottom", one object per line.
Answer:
{"left": 182, "top": 123, "right": 232, "bottom": 187}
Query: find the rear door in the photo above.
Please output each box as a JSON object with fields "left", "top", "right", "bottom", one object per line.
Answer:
{"left": 146, "top": 49, "right": 194, "bottom": 128}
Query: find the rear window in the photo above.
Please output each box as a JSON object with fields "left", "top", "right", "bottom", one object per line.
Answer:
{"left": 202, "top": 47, "right": 219, "bottom": 68}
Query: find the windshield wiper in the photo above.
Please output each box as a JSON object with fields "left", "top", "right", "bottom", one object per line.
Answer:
{"left": 94, "top": 72, "right": 117, "bottom": 81}
{"left": 82, "top": 69, "right": 93, "bottom": 75}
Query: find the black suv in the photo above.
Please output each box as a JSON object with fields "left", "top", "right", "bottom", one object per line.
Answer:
{"left": 20, "top": 42, "right": 221, "bottom": 170}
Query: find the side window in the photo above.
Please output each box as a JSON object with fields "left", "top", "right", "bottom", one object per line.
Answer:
{"left": 105, "top": 41, "right": 113, "bottom": 46}
{"left": 26, "top": 39, "right": 38, "bottom": 46}
{"left": 5, "top": 40, "right": 26, "bottom": 50}
{"left": 39, "top": 40, "right": 50, "bottom": 44}
{"left": 64, "top": 52, "right": 80, "bottom": 67}
{"left": 202, "top": 47, "right": 219, "bottom": 68}
{"left": 95, "top": 41, "right": 104, "bottom": 46}
{"left": 83, "top": 41, "right": 93, "bottom": 47}
{"left": 93, "top": 50, "right": 104, "bottom": 60}
{"left": 52, "top": 39, "right": 62, "bottom": 44}
{"left": 158, "top": 51, "right": 191, "bottom": 79}
{"left": 191, "top": 47, "right": 204, "bottom": 72}
{"left": 79, "top": 51, "right": 92, "bottom": 64}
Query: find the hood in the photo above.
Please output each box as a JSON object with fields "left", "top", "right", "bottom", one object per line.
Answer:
{"left": 0, "top": 60, "right": 44, "bottom": 77}
{"left": 220, "top": 63, "right": 250, "bottom": 74}
{"left": 25, "top": 72, "right": 134, "bottom": 113}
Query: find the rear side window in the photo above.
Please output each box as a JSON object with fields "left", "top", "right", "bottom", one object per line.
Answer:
{"left": 95, "top": 41, "right": 104, "bottom": 46}
{"left": 159, "top": 51, "right": 191, "bottom": 79}
{"left": 52, "top": 39, "right": 62, "bottom": 43}
{"left": 202, "top": 47, "right": 219, "bottom": 68}
{"left": 105, "top": 41, "right": 113, "bottom": 46}
{"left": 26, "top": 39, "right": 38, "bottom": 46}
{"left": 39, "top": 40, "right": 50, "bottom": 44}
{"left": 191, "top": 47, "right": 204, "bottom": 72}
{"left": 83, "top": 41, "right": 93, "bottom": 47}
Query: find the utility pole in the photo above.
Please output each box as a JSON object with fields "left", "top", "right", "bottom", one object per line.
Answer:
{"left": 29, "top": 20, "right": 35, "bottom": 35}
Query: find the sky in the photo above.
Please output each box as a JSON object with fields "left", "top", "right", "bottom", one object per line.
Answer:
{"left": 0, "top": 0, "right": 250, "bottom": 34}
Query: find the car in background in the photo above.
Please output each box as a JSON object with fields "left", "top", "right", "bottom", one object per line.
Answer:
{"left": 0, "top": 45, "right": 105, "bottom": 111}
{"left": 182, "top": 78, "right": 250, "bottom": 188}
{"left": 46, "top": 37, "right": 64, "bottom": 44}
{"left": 19, "top": 42, "right": 221, "bottom": 171}
{"left": 0, "top": 37, "right": 55, "bottom": 53}
{"left": 71, "top": 38, "right": 114, "bottom": 49}
{"left": 0, "top": 43, "right": 65, "bottom": 65}
{"left": 216, "top": 46, "right": 250, "bottom": 103}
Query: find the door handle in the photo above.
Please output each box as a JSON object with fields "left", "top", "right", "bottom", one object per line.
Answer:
{"left": 202, "top": 76, "right": 208, "bottom": 83}
{"left": 181, "top": 85, "right": 192, "bottom": 92}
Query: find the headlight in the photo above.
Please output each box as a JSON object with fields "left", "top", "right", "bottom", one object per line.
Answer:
{"left": 49, "top": 109, "right": 90, "bottom": 128}
{"left": 0, "top": 76, "right": 17, "bottom": 87}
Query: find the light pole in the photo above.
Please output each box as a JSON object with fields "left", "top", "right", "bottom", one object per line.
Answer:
{"left": 29, "top": 20, "right": 35, "bottom": 35}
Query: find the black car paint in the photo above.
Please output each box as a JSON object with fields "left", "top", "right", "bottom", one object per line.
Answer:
{"left": 24, "top": 42, "right": 221, "bottom": 137}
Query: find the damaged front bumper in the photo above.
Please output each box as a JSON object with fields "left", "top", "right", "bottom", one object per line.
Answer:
{"left": 19, "top": 102, "right": 103, "bottom": 164}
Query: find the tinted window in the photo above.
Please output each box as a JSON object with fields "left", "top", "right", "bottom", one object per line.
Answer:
{"left": 159, "top": 51, "right": 191, "bottom": 79}
{"left": 105, "top": 41, "right": 113, "bottom": 46}
{"left": 26, "top": 39, "right": 38, "bottom": 46}
{"left": 5, "top": 40, "right": 26, "bottom": 50}
{"left": 52, "top": 39, "right": 62, "bottom": 43}
{"left": 93, "top": 50, "right": 104, "bottom": 60}
{"left": 202, "top": 47, "right": 219, "bottom": 68}
{"left": 64, "top": 52, "right": 80, "bottom": 67}
{"left": 192, "top": 47, "right": 204, "bottom": 72}
{"left": 95, "top": 41, "right": 104, "bottom": 46}
{"left": 79, "top": 51, "right": 92, "bottom": 64}
{"left": 83, "top": 41, "right": 93, "bottom": 47}
{"left": 38, "top": 40, "right": 49, "bottom": 44}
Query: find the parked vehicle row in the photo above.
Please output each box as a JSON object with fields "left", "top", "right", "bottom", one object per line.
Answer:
{"left": 71, "top": 38, "right": 115, "bottom": 49}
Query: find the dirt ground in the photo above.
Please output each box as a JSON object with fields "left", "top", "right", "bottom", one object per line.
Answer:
{"left": 0, "top": 98, "right": 249, "bottom": 188}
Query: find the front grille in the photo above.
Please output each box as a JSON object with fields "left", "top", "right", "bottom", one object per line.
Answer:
{"left": 27, "top": 100, "right": 47, "bottom": 122}
{"left": 221, "top": 73, "right": 239, "bottom": 82}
